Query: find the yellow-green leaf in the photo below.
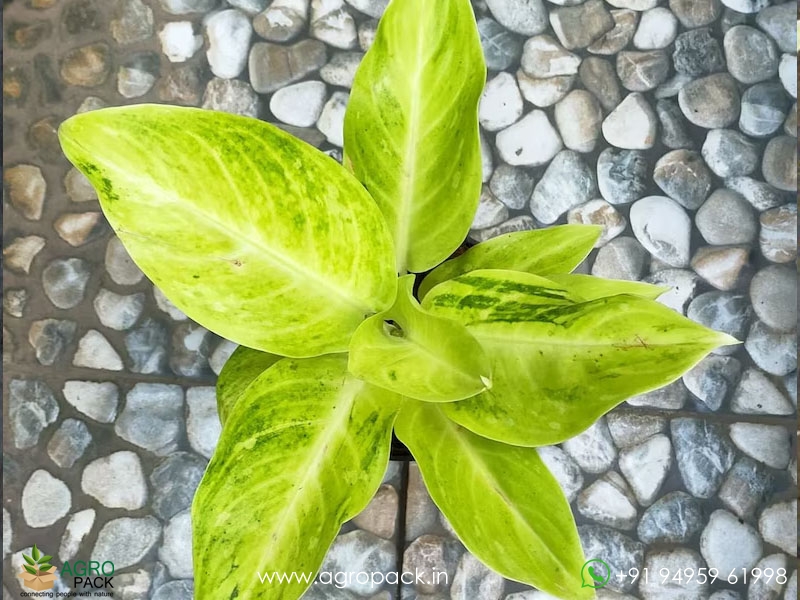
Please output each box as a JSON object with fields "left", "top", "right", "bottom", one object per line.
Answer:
{"left": 418, "top": 225, "right": 601, "bottom": 298}
{"left": 193, "top": 355, "right": 401, "bottom": 600}
{"left": 547, "top": 273, "right": 668, "bottom": 301}
{"left": 395, "top": 401, "right": 591, "bottom": 600}
{"left": 344, "top": 0, "right": 485, "bottom": 274}
{"left": 423, "top": 270, "right": 737, "bottom": 446}
{"left": 216, "top": 346, "right": 280, "bottom": 427}
{"left": 59, "top": 105, "right": 396, "bottom": 358}
{"left": 348, "top": 275, "right": 491, "bottom": 402}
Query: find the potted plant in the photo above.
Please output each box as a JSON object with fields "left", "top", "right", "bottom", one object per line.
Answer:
{"left": 58, "top": 0, "right": 735, "bottom": 598}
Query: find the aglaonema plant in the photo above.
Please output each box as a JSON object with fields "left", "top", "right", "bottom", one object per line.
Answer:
{"left": 57, "top": 0, "right": 735, "bottom": 598}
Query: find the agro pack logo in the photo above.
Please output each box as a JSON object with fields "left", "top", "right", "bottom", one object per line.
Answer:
{"left": 17, "top": 544, "right": 115, "bottom": 596}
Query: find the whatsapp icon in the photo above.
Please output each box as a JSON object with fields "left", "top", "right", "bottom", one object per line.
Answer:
{"left": 581, "top": 559, "right": 611, "bottom": 589}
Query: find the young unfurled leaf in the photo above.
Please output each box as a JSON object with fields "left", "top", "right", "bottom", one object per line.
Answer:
{"left": 395, "top": 402, "right": 591, "bottom": 600}
{"left": 345, "top": 0, "right": 485, "bottom": 274}
{"left": 348, "top": 275, "right": 491, "bottom": 402}
{"left": 216, "top": 346, "right": 281, "bottom": 427}
{"left": 547, "top": 273, "right": 668, "bottom": 301}
{"left": 31, "top": 545, "right": 40, "bottom": 561}
{"left": 423, "top": 269, "right": 737, "bottom": 446}
{"left": 59, "top": 105, "right": 396, "bottom": 358}
{"left": 24, "top": 565, "right": 38, "bottom": 576}
{"left": 193, "top": 356, "right": 401, "bottom": 600}
{"left": 418, "top": 225, "right": 601, "bottom": 298}
{"left": 23, "top": 554, "right": 36, "bottom": 566}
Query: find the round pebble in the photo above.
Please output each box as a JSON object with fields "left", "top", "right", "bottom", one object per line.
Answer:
{"left": 485, "top": 0, "right": 548, "bottom": 36}
{"left": 762, "top": 135, "right": 797, "bottom": 192}
{"left": 496, "top": 111, "right": 562, "bottom": 167}
{"left": 745, "top": 320, "right": 797, "bottom": 376}
{"left": 630, "top": 196, "right": 691, "bottom": 267}
{"left": 22, "top": 470, "right": 71, "bottom": 527}
{"left": 679, "top": 73, "right": 741, "bottom": 129}
{"left": 759, "top": 204, "right": 797, "bottom": 264}
{"left": 724, "top": 25, "right": 779, "bottom": 84}
{"left": 602, "top": 93, "right": 658, "bottom": 149}
{"left": 739, "top": 82, "right": 792, "bottom": 138}
{"left": 270, "top": 81, "right": 327, "bottom": 128}
{"left": 479, "top": 72, "right": 523, "bottom": 132}
{"left": 695, "top": 189, "right": 757, "bottom": 245}
{"left": 653, "top": 149, "right": 712, "bottom": 210}
{"left": 749, "top": 265, "right": 797, "bottom": 333}
{"left": 554, "top": 90, "right": 603, "bottom": 153}
{"left": 530, "top": 150, "right": 596, "bottom": 224}
{"left": 632, "top": 7, "right": 677, "bottom": 50}
{"left": 701, "top": 129, "right": 760, "bottom": 178}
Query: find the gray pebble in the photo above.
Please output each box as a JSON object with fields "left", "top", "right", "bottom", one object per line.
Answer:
{"left": 669, "top": 0, "right": 721, "bottom": 28}
{"left": 687, "top": 291, "right": 752, "bottom": 349}
{"left": 730, "top": 422, "right": 791, "bottom": 469}
{"left": 750, "top": 265, "right": 797, "bottom": 333}
{"left": 22, "top": 470, "right": 71, "bottom": 527}
{"left": 731, "top": 367, "right": 794, "bottom": 415}
{"left": 587, "top": 8, "right": 637, "bottom": 56}
{"left": 205, "top": 9, "right": 252, "bottom": 79}
{"left": 673, "top": 27, "right": 725, "bottom": 76}
{"left": 656, "top": 99, "right": 693, "bottom": 149}
{"left": 110, "top": 0, "right": 154, "bottom": 45}
{"left": 530, "top": 150, "right": 596, "bottom": 224}
{"left": 762, "top": 135, "right": 797, "bottom": 192}
{"left": 47, "top": 419, "right": 92, "bottom": 469}
{"left": 4, "top": 288, "right": 27, "bottom": 318}
{"left": 170, "top": 322, "right": 213, "bottom": 377}
{"left": 678, "top": 73, "right": 741, "bottom": 129}
{"left": 73, "top": 330, "right": 124, "bottom": 371}
{"left": 159, "top": 511, "right": 193, "bottom": 578}
{"left": 597, "top": 147, "right": 649, "bottom": 205}
{"left": 253, "top": 0, "right": 307, "bottom": 42}
{"left": 578, "top": 525, "right": 643, "bottom": 593}
{"left": 759, "top": 203, "right": 797, "bottom": 264}
{"left": 402, "top": 535, "right": 461, "bottom": 595}
{"left": 653, "top": 150, "right": 712, "bottom": 210}
{"left": 550, "top": 0, "right": 615, "bottom": 50}
{"left": 42, "top": 257, "right": 91, "bottom": 309}
{"left": 93, "top": 289, "right": 145, "bottom": 331}
{"left": 489, "top": 164, "right": 534, "bottom": 210}
{"left": 745, "top": 320, "right": 797, "bottom": 376}
{"left": 320, "top": 52, "right": 362, "bottom": 88}
{"left": 28, "top": 318, "right": 77, "bottom": 365}
{"left": 82, "top": 450, "right": 147, "bottom": 510}
{"left": 755, "top": 2, "right": 797, "bottom": 54}
{"left": 537, "top": 446, "right": 584, "bottom": 503}
{"left": 63, "top": 380, "right": 119, "bottom": 423}
{"left": 683, "top": 355, "right": 741, "bottom": 411}
{"left": 718, "top": 457, "right": 774, "bottom": 519}
{"left": 616, "top": 50, "right": 670, "bottom": 92}
{"left": 117, "top": 52, "right": 159, "bottom": 99}
{"left": 724, "top": 25, "right": 779, "bottom": 84}
{"left": 591, "top": 236, "right": 648, "bottom": 280}
{"left": 630, "top": 196, "right": 692, "bottom": 266}
{"left": 477, "top": 17, "right": 522, "bottom": 72}
{"left": 151, "top": 452, "right": 207, "bottom": 520}
{"left": 9, "top": 379, "right": 59, "bottom": 449}
{"left": 627, "top": 379, "right": 688, "bottom": 410}
{"left": 115, "top": 383, "right": 184, "bottom": 455}
{"left": 485, "top": 0, "right": 548, "bottom": 36}
{"left": 577, "top": 472, "right": 638, "bottom": 530}
{"left": 720, "top": 0, "right": 769, "bottom": 14}
{"left": 469, "top": 215, "right": 536, "bottom": 243}
{"left": 93, "top": 517, "right": 161, "bottom": 571}
{"left": 739, "top": 81, "right": 792, "bottom": 138}
{"left": 671, "top": 418, "right": 736, "bottom": 498}
{"left": 637, "top": 491, "right": 703, "bottom": 544}
{"left": 202, "top": 77, "right": 261, "bottom": 118}
{"left": 125, "top": 317, "right": 169, "bottom": 374}
{"left": 554, "top": 90, "right": 603, "bottom": 153}
{"left": 578, "top": 57, "right": 622, "bottom": 111}
{"left": 645, "top": 268, "right": 701, "bottom": 313}
{"left": 695, "top": 189, "right": 757, "bottom": 245}
{"left": 105, "top": 237, "right": 144, "bottom": 285}
{"left": 701, "top": 129, "right": 759, "bottom": 178}
{"left": 249, "top": 40, "right": 326, "bottom": 94}
{"left": 725, "top": 176, "right": 786, "bottom": 211}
